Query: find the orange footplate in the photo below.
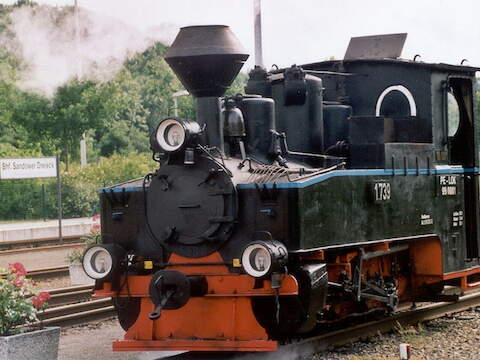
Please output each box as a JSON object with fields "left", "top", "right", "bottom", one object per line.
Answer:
{"left": 94, "top": 254, "right": 298, "bottom": 352}
{"left": 113, "top": 339, "right": 278, "bottom": 352}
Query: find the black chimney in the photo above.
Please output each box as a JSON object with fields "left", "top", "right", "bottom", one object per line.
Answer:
{"left": 165, "top": 25, "right": 249, "bottom": 151}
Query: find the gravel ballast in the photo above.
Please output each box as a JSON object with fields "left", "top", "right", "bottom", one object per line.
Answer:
{"left": 311, "top": 308, "right": 480, "bottom": 360}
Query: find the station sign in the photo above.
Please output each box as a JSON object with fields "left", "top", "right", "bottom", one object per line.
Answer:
{"left": 0, "top": 157, "right": 57, "bottom": 179}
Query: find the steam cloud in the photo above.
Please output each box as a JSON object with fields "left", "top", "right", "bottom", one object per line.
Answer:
{"left": 1, "top": 5, "right": 178, "bottom": 96}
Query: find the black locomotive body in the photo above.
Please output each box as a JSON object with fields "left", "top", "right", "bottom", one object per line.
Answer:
{"left": 85, "top": 26, "right": 480, "bottom": 352}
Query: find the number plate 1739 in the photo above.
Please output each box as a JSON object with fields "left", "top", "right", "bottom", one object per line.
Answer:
{"left": 372, "top": 181, "right": 391, "bottom": 203}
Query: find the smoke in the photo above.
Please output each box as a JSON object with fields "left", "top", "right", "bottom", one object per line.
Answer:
{"left": 145, "top": 22, "right": 179, "bottom": 47}
{"left": 228, "top": 343, "right": 315, "bottom": 360}
{"left": 1, "top": 5, "right": 178, "bottom": 96}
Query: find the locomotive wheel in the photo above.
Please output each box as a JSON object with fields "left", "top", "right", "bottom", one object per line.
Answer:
{"left": 252, "top": 295, "right": 304, "bottom": 339}
{"left": 113, "top": 297, "right": 141, "bottom": 331}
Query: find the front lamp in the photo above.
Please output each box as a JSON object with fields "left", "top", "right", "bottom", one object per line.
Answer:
{"left": 241, "top": 240, "right": 288, "bottom": 278}
{"left": 150, "top": 118, "right": 201, "bottom": 153}
{"left": 82, "top": 244, "right": 125, "bottom": 280}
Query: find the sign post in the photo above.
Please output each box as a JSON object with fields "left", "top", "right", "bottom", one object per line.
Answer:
{"left": 0, "top": 156, "right": 62, "bottom": 241}
{"left": 56, "top": 155, "right": 62, "bottom": 242}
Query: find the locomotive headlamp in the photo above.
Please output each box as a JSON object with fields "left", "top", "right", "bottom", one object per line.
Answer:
{"left": 82, "top": 244, "right": 125, "bottom": 280}
{"left": 151, "top": 118, "right": 201, "bottom": 153}
{"left": 241, "top": 240, "right": 288, "bottom": 278}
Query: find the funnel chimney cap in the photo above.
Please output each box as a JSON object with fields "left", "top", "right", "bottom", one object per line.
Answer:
{"left": 165, "top": 25, "right": 249, "bottom": 97}
{"left": 166, "top": 25, "right": 248, "bottom": 58}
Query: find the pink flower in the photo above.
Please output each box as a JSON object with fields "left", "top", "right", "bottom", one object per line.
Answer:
{"left": 38, "top": 291, "right": 51, "bottom": 301}
{"left": 31, "top": 296, "right": 45, "bottom": 308}
{"left": 91, "top": 214, "right": 101, "bottom": 231}
{"left": 12, "top": 278, "right": 25, "bottom": 287}
{"left": 8, "top": 262, "right": 27, "bottom": 277}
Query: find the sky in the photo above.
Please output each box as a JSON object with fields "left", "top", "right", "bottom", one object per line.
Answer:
{"left": 1, "top": 0, "right": 480, "bottom": 72}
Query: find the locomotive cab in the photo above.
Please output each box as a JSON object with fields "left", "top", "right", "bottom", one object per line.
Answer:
{"left": 85, "top": 27, "right": 480, "bottom": 352}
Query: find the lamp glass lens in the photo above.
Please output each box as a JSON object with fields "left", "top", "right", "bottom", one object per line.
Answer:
{"left": 83, "top": 246, "right": 114, "bottom": 279}
{"left": 164, "top": 123, "right": 185, "bottom": 147}
{"left": 250, "top": 247, "right": 271, "bottom": 272}
{"left": 156, "top": 119, "right": 186, "bottom": 152}
{"left": 242, "top": 243, "right": 272, "bottom": 277}
{"left": 91, "top": 249, "right": 112, "bottom": 274}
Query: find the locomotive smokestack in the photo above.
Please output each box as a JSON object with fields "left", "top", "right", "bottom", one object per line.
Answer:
{"left": 253, "top": 0, "right": 264, "bottom": 68}
{"left": 164, "top": 25, "right": 249, "bottom": 151}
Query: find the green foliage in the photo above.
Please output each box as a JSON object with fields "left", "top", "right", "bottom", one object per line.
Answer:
{"left": 60, "top": 176, "right": 99, "bottom": 218}
{"left": 0, "top": 4, "right": 196, "bottom": 165}
{"left": 0, "top": 277, "right": 36, "bottom": 336}
{"left": 0, "top": 180, "right": 52, "bottom": 220}
{"left": 50, "top": 79, "right": 112, "bottom": 167}
{"left": 0, "top": 5, "right": 15, "bottom": 41}
{"left": 0, "top": 51, "right": 20, "bottom": 84}
{"left": 63, "top": 152, "right": 155, "bottom": 187}
{"left": 0, "top": 2, "right": 250, "bottom": 222}
{"left": 91, "top": 43, "right": 192, "bottom": 156}
{"left": 9, "top": 90, "right": 56, "bottom": 155}
{"left": 59, "top": 153, "right": 156, "bottom": 218}
{"left": 70, "top": 153, "right": 153, "bottom": 216}
{"left": 225, "top": 72, "right": 248, "bottom": 96}
{"left": 14, "top": 0, "right": 37, "bottom": 7}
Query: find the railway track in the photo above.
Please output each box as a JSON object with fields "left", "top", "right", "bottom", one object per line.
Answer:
{"left": 290, "top": 291, "right": 480, "bottom": 357}
{"left": 162, "top": 290, "right": 480, "bottom": 360}
{"left": 1, "top": 265, "right": 69, "bottom": 280}
{"left": 37, "top": 285, "right": 115, "bottom": 327}
{"left": 10, "top": 273, "right": 480, "bottom": 354}
{"left": 0, "top": 242, "right": 84, "bottom": 272}
{"left": 0, "top": 235, "right": 82, "bottom": 251}
{"left": 22, "top": 284, "right": 480, "bottom": 357}
{"left": 27, "top": 265, "right": 69, "bottom": 280}
{"left": 19, "top": 280, "right": 480, "bottom": 357}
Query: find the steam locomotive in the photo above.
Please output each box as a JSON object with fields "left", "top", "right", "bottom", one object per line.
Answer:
{"left": 82, "top": 25, "right": 480, "bottom": 352}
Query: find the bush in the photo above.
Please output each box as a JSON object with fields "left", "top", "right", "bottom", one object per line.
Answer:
{"left": 0, "top": 262, "right": 50, "bottom": 336}
{"left": 60, "top": 153, "right": 156, "bottom": 218}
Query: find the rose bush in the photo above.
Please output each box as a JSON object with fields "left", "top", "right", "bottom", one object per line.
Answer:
{"left": 0, "top": 262, "right": 50, "bottom": 336}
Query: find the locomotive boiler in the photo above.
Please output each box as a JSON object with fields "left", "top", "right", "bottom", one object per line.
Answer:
{"left": 82, "top": 25, "right": 480, "bottom": 352}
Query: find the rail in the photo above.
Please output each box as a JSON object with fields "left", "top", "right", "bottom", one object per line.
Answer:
{"left": 37, "top": 285, "right": 115, "bottom": 327}
{"left": 27, "top": 266, "right": 69, "bottom": 280}
{"left": 0, "top": 235, "right": 82, "bottom": 250}
{"left": 162, "top": 290, "right": 480, "bottom": 359}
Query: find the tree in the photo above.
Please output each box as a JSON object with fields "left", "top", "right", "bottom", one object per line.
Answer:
{"left": 12, "top": 79, "right": 115, "bottom": 168}
{"left": 7, "top": 89, "right": 52, "bottom": 156}
{"left": 49, "top": 79, "right": 115, "bottom": 168}
{"left": 124, "top": 43, "right": 179, "bottom": 130}
{"left": 91, "top": 42, "right": 196, "bottom": 157}
{"left": 90, "top": 68, "right": 149, "bottom": 156}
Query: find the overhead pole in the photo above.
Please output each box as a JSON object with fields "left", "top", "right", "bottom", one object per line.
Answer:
{"left": 253, "top": 0, "right": 264, "bottom": 68}
{"left": 74, "top": 0, "right": 82, "bottom": 78}
{"left": 74, "top": 0, "right": 82, "bottom": 79}
{"left": 56, "top": 154, "right": 63, "bottom": 243}
{"left": 173, "top": 90, "right": 189, "bottom": 117}
{"left": 75, "top": 0, "right": 87, "bottom": 167}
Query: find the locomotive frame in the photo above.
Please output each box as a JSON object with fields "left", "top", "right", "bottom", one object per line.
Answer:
{"left": 83, "top": 25, "right": 480, "bottom": 352}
